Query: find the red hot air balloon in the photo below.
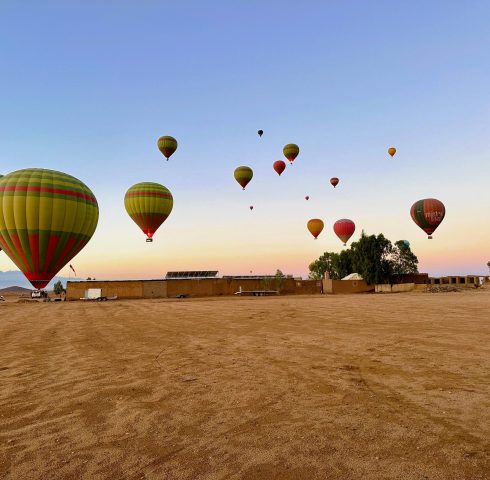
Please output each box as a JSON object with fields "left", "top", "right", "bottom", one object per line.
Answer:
{"left": 273, "top": 160, "right": 286, "bottom": 176}
{"left": 250, "top": 205, "right": 254, "bottom": 211}
{"left": 330, "top": 177, "right": 339, "bottom": 188}
{"left": 334, "top": 219, "right": 355, "bottom": 246}
{"left": 305, "top": 196, "right": 309, "bottom": 201}
{"left": 410, "top": 198, "right": 445, "bottom": 239}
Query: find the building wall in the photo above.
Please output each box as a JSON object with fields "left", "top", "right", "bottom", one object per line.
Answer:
{"left": 323, "top": 279, "right": 375, "bottom": 294}
{"left": 66, "top": 278, "right": 322, "bottom": 300}
{"left": 375, "top": 283, "right": 415, "bottom": 293}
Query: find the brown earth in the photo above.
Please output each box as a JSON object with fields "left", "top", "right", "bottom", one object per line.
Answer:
{"left": 0, "top": 291, "right": 489, "bottom": 480}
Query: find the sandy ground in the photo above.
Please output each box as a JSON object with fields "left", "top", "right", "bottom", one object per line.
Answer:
{"left": 0, "top": 291, "right": 489, "bottom": 480}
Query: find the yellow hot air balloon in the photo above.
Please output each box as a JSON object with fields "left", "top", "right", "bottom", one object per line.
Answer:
{"left": 124, "top": 182, "right": 173, "bottom": 242}
{"left": 234, "top": 166, "right": 253, "bottom": 190}
{"left": 0, "top": 168, "right": 99, "bottom": 289}
{"left": 283, "top": 144, "right": 300, "bottom": 164}
{"left": 388, "top": 147, "right": 396, "bottom": 157}
{"left": 307, "top": 219, "right": 324, "bottom": 239}
{"left": 157, "top": 136, "right": 178, "bottom": 160}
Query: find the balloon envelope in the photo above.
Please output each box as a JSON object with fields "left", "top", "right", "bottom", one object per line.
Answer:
{"left": 250, "top": 205, "right": 254, "bottom": 210}
{"left": 283, "top": 144, "right": 299, "bottom": 164}
{"left": 273, "top": 160, "right": 286, "bottom": 176}
{"left": 0, "top": 168, "right": 99, "bottom": 289}
{"left": 388, "top": 147, "right": 396, "bottom": 157}
{"left": 234, "top": 166, "right": 253, "bottom": 190}
{"left": 307, "top": 219, "right": 324, "bottom": 239}
{"left": 257, "top": 130, "right": 263, "bottom": 137}
{"left": 330, "top": 177, "right": 339, "bottom": 188}
{"left": 157, "top": 136, "right": 178, "bottom": 160}
{"left": 305, "top": 196, "right": 309, "bottom": 200}
{"left": 334, "top": 219, "right": 355, "bottom": 245}
{"left": 125, "top": 182, "right": 173, "bottom": 240}
{"left": 410, "top": 198, "right": 445, "bottom": 239}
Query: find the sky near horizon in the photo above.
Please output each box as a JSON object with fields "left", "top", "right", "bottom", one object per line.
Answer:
{"left": 0, "top": 1, "right": 489, "bottom": 279}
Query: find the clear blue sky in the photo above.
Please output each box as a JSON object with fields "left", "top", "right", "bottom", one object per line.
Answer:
{"left": 1, "top": 1, "right": 489, "bottom": 279}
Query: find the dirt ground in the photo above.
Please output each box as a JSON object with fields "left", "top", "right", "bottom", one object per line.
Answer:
{"left": 0, "top": 291, "right": 489, "bottom": 480}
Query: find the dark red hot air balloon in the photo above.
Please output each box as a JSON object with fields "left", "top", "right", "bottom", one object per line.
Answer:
{"left": 273, "top": 160, "right": 286, "bottom": 176}
{"left": 330, "top": 177, "right": 339, "bottom": 188}
{"left": 305, "top": 196, "right": 309, "bottom": 201}
{"left": 250, "top": 205, "right": 254, "bottom": 211}
{"left": 410, "top": 198, "right": 445, "bottom": 239}
{"left": 334, "top": 219, "right": 355, "bottom": 246}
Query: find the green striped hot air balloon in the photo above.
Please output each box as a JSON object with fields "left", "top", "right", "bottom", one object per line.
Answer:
{"left": 157, "top": 136, "right": 178, "bottom": 160}
{"left": 283, "top": 143, "right": 300, "bottom": 164}
{"left": 234, "top": 166, "right": 253, "bottom": 190}
{"left": 0, "top": 168, "right": 99, "bottom": 289}
{"left": 124, "top": 182, "right": 173, "bottom": 242}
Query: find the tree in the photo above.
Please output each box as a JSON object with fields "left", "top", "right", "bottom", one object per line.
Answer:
{"left": 334, "top": 249, "right": 354, "bottom": 279}
{"left": 275, "top": 269, "right": 285, "bottom": 292}
{"left": 261, "top": 276, "right": 273, "bottom": 290}
{"left": 53, "top": 281, "right": 65, "bottom": 295}
{"left": 308, "top": 252, "right": 340, "bottom": 280}
{"left": 391, "top": 241, "right": 419, "bottom": 276}
{"left": 309, "top": 233, "right": 420, "bottom": 286}
{"left": 350, "top": 233, "right": 394, "bottom": 285}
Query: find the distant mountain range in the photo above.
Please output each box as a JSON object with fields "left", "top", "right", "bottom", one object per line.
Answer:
{"left": 0, "top": 271, "right": 80, "bottom": 290}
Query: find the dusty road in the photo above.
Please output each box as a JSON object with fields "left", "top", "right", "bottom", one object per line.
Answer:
{"left": 0, "top": 291, "right": 489, "bottom": 479}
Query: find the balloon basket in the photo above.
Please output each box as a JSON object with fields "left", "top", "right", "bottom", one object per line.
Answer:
{"left": 146, "top": 238, "right": 153, "bottom": 243}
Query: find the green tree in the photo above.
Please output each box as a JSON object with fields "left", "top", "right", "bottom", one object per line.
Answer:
{"left": 261, "top": 276, "right": 273, "bottom": 290}
{"left": 350, "top": 233, "right": 394, "bottom": 285}
{"left": 333, "top": 249, "right": 354, "bottom": 279}
{"left": 275, "top": 269, "right": 285, "bottom": 292}
{"left": 391, "top": 241, "right": 419, "bottom": 276}
{"left": 308, "top": 252, "right": 340, "bottom": 280}
{"left": 53, "top": 280, "right": 65, "bottom": 295}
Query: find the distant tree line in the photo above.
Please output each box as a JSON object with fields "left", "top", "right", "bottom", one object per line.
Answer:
{"left": 308, "top": 232, "right": 419, "bottom": 285}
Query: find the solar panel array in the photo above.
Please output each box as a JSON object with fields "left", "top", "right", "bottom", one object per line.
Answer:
{"left": 165, "top": 271, "right": 218, "bottom": 279}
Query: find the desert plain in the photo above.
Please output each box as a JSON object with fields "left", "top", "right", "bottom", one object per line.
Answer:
{"left": 0, "top": 291, "right": 489, "bottom": 480}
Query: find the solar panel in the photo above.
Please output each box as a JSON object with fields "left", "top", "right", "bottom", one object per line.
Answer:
{"left": 165, "top": 271, "right": 218, "bottom": 279}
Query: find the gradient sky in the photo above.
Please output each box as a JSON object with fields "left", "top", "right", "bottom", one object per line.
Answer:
{"left": 1, "top": 1, "right": 489, "bottom": 279}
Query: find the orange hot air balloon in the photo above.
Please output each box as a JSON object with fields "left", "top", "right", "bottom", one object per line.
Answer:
{"left": 305, "top": 195, "right": 309, "bottom": 200}
{"left": 330, "top": 177, "right": 339, "bottom": 188}
{"left": 388, "top": 147, "right": 396, "bottom": 157}
{"left": 273, "top": 160, "right": 286, "bottom": 176}
{"left": 307, "top": 219, "right": 324, "bottom": 239}
{"left": 333, "top": 219, "right": 355, "bottom": 246}
{"left": 410, "top": 198, "right": 445, "bottom": 239}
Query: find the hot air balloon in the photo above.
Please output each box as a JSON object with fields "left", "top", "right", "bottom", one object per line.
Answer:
{"left": 305, "top": 196, "right": 309, "bottom": 201}
{"left": 157, "top": 136, "right": 178, "bottom": 160}
{"left": 258, "top": 130, "right": 263, "bottom": 137}
{"left": 410, "top": 198, "right": 445, "bottom": 239}
{"left": 234, "top": 166, "right": 253, "bottom": 190}
{"left": 0, "top": 168, "right": 99, "bottom": 289}
{"left": 125, "top": 182, "right": 173, "bottom": 242}
{"left": 401, "top": 240, "right": 410, "bottom": 248}
{"left": 330, "top": 177, "right": 339, "bottom": 188}
{"left": 283, "top": 144, "right": 299, "bottom": 164}
{"left": 334, "top": 219, "right": 355, "bottom": 246}
{"left": 307, "top": 219, "right": 324, "bottom": 239}
{"left": 388, "top": 147, "right": 396, "bottom": 157}
{"left": 273, "top": 160, "right": 286, "bottom": 176}
{"left": 250, "top": 205, "right": 254, "bottom": 211}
